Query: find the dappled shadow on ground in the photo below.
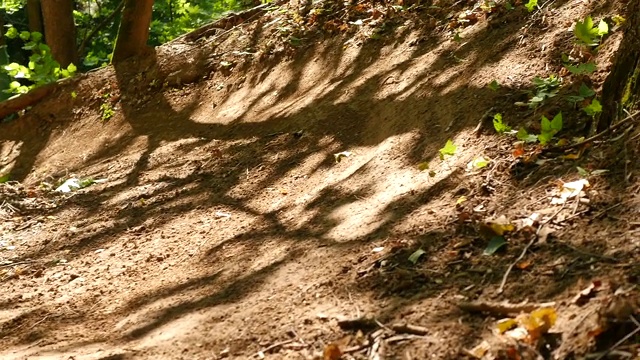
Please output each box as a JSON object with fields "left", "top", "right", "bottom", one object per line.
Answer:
{"left": 0, "top": 0, "right": 636, "bottom": 357}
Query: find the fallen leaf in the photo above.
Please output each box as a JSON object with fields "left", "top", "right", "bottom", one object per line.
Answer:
{"left": 465, "top": 340, "right": 491, "bottom": 358}
{"left": 573, "top": 280, "right": 602, "bottom": 305}
{"left": 323, "top": 344, "right": 342, "bottom": 360}
{"left": 417, "top": 162, "right": 430, "bottom": 171}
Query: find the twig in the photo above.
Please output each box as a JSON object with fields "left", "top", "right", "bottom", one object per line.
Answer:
{"left": 497, "top": 204, "right": 566, "bottom": 294}
{"left": 473, "top": 107, "right": 495, "bottom": 135}
{"left": 594, "top": 315, "right": 640, "bottom": 360}
{"left": 543, "top": 110, "right": 640, "bottom": 153}
{"left": 0, "top": 260, "right": 35, "bottom": 268}
{"left": 78, "top": 0, "right": 125, "bottom": 57}
{"left": 390, "top": 323, "right": 429, "bottom": 336}
{"left": 255, "top": 339, "right": 294, "bottom": 357}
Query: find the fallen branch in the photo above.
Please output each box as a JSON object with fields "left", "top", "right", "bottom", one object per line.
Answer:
{"left": 542, "top": 110, "right": 640, "bottom": 153}
{"left": 255, "top": 339, "right": 294, "bottom": 358}
{"left": 458, "top": 301, "right": 556, "bottom": 316}
{"left": 390, "top": 323, "right": 429, "bottom": 336}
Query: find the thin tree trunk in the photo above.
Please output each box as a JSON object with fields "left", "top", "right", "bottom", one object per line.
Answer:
{"left": 40, "top": 0, "right": 77, "bottom": 68}
{"left": 598, "top": 3, "right": 640, "bottom": 132}
{"left": 112, "top": 0, "right": 154, "bottom": 63}
{"left": 26, "top": 0, "right": 43, "bottom": 34}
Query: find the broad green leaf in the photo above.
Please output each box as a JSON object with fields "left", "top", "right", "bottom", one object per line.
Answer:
{"left": 541, "top": 115, "right": 552, "bottom": 133}
{"left": 470, "top": 157, "right": 490, "bottom": 169}
{"left": 517, "top": 127, "right": 538, "bottom": 143}
{"left": 574, "top": 16, "right": 600, "bottom": 46}
{"left": 551, "top": 112, "right": 563, "bottom": 133}
{"left": 0, "top": 173, "right": 9, "bottom": 183}
{"left": 439, "top": 140, "right": 457, "bottom": 160}
{"left": 579, "top": 83, "right": 595, "bottom": 98}
{"left": 566, "top": 62, "right": 596, "bottom": 75}
{"left": 5, "top": 27, "right": 18, "bottom": 39}
{"left": 408, "top": 248, "right": 426, "bottom": 264}
{"left": 538, "top": 131, "right": 553, "bottom": 145}
{"left": 583, "top": 99, "right": 602, "bottom": 116}
{"left": 524, "top": 0, "right": 537, "bottom": 12}
{"left": 484, "top": 236, "right": 507, "bottom": 255}
{"left": 597, "top": 19, "right": 609, "bottom": 36}
{"left": 493, "top": 113, "right": 511, "bottom": 133}
{"left": 19, "top": 31, "right": 30, "bottom": 41}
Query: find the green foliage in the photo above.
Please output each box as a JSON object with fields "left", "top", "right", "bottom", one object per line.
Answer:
{"left": 516, "top": 127, "right": 538, "bottom": 143}
{"left": 566, "top": 83, "right": 595, "bottom": 104}
{"left": 539, "top": 112, "right": 562, "bottom": 145}
{"left": 2, "top": 27, "right": 76, "bottom": 95}
{"left": 0, "top": 0, "right": 25, "bottom": 14}
{"left": 565, "top": 62, "right": 596, "bottom": 75}
{"left": 574, "top": 16, "right": 608, "bottom": 47}
{"left": 487, "top": 80, "right": 500, "bottom": 91}
{"left": 439, "top": 140, "right": 457, "bottom": 160}
{"left": 100, "top": 94, "right": 115, "bottom": 121}
{"left": 529, "top": 75, "right": 561, "bottom": 108}
{"left": 492, "top": 113, "right": 511, "bottom": 133}
{"left": 524, "top": 0, "right": 537, "bottom": 12}
{"left": 582, "top": 98, "right": 602, "bottom": 117}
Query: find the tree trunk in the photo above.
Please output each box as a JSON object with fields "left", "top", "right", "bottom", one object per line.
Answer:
{"left": 598, "top": 2, "right": 640, "bottom": 132}
{"left": 112, "top": 0, "right": 154, "bottom": 63}
{"left": 26, "top": 0, "right": 43, "bottom": 34}
{"left": 40, "top": 0, "right": 77, "bottom": 68}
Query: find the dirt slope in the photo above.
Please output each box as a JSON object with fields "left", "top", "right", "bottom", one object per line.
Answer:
{"left": 1, "top": 0, "right": 639, "bottom": 359}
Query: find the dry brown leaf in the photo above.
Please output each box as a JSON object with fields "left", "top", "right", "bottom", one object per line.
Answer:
{"left": 323, "top": 343, "right": 342, "bottom": 360}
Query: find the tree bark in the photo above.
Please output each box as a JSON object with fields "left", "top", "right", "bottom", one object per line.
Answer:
{"left": 112, "top": 0, "right": 154, "bottom": 63}
{"left": 26, "top": 0, "right": 43, "bottom": 34}
{"left": 598, "top": 2, "right": 640, "bottom": 132}
{"left": 40, "top": 0, "right": 77, "bottom": 68}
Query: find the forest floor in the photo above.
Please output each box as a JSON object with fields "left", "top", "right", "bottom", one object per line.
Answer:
{"left": 1, "top": 0, "right": 639, "bottom": 359}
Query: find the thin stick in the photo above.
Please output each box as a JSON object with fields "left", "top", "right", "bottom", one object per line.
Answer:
{"left": 0, "top": 260, "right": 34, "bottom": 268}
{"left": 543, "top": 110, "right": 640, "bottom": 153}
{"left": 497, "top": 204, "right": 566, "bottom": 294}
{"left": 256, "top": 339, "right": 294, "bottom": 357}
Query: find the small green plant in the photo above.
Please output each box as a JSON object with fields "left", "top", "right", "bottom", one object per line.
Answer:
{"left": 529, "top": 75, "right": 561, "bottom": 108}
{"left": 582, "top": 98, "right": 602, "bottom": 117}
{"left": 516, "top": 112, "right": 563, "bottom": 145}
{"left": 538, "top": 112, "right": 563, "bottom": 145}
{"left": 574, "top": 16, "right": 608, "bottom": 47}
{"left": 100, "top": 94, "right": 115, "bottom": 121}
{"left": 493, "top": 113, "right": 511, "bottom": 133}
{"left": 524, "top": 0, "right": 538, "bottom": 12}
{"left": 487, "top": 79, "right": 500, "bottom": 91}
{"left": 2, "top": 27, "right": 76, "bottom": 95}
{"left": 562, "top": 57, "right": 596, "bottom": 75}
{"left": 439, "top": 140, "right": 457, "bottom": 160}
{"left": 566, "top": 83, "right": 596, "bottom": 104}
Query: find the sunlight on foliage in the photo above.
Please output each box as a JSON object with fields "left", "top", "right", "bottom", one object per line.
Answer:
{"left": 574, "top": 16, "right": 608, "bottom": 47}
{"left": 439, "top": 140, "right": 457, "bottom": 160}
{"left": 492, "top": 113, "right": 511, "bottom": 134}
{"left": 582, "top": 98, "right": 602, "bottom": 116}
{"left": 524, "top": 0, "right": 537, "bottom": 12}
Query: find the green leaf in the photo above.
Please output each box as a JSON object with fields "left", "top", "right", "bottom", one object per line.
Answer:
{"left": 517, "top": 127, "right": 538, "bottom": 143}
{"left": 30, "top": 32, "right": 43, "bottom": 43}
{"left": 5, "top": 27, "right": 18, "bottom": 39}
{"left": 0, "top": 173, "right": 9, "bottom": 183}
{"left": 408, "top": 248, "right": 426, "bottom": 264}
{"left": 439, "top": 140, "right": 457, "bottom": 160}
{"left": 574, "top": 16, "right": 600, "bottom": 46}
{"left": 597, "top": 19, "right": 609, "bottom": 36}
{"left": 524, "top": 0, "right": 537, "bottom": 12}
{"left": 538, "top": 131, "right": 553, "bottom": 145}
{"left": 417, "top": 162, "right": 429, "bottom": 171}
{"left": 66, "top": 63, "right": 77, "bottom": 75}
{"left": 19, "top": 31, "right": 30, "bottom": 41}
{"left": 566, "top": 62, "right": 596, "bottom": 75}
{"left": 487, "top": 80, "right": 500, "bottom": 91}
{"left": 551, "top": 112, "right": 563, "bottom": 133}
{"left": 583, "top": 99, "right": 602, "bottom": 116}
{"left": 492, "top": 113, "right": 511, "bottom": 133}
{"left": 541, "top": 115, "right": 552, "bottom": 133}
{"left": 470, "top": 157, "right": 490, "bottom": 169}
{"left": 576, "top": 166, "right": 589, "bottom": 177}
{"left": 484, "top": 236, "right": 507, "bottom": 255}
{"left": 579, "top": 83, "right": 596, "bottom": 98}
